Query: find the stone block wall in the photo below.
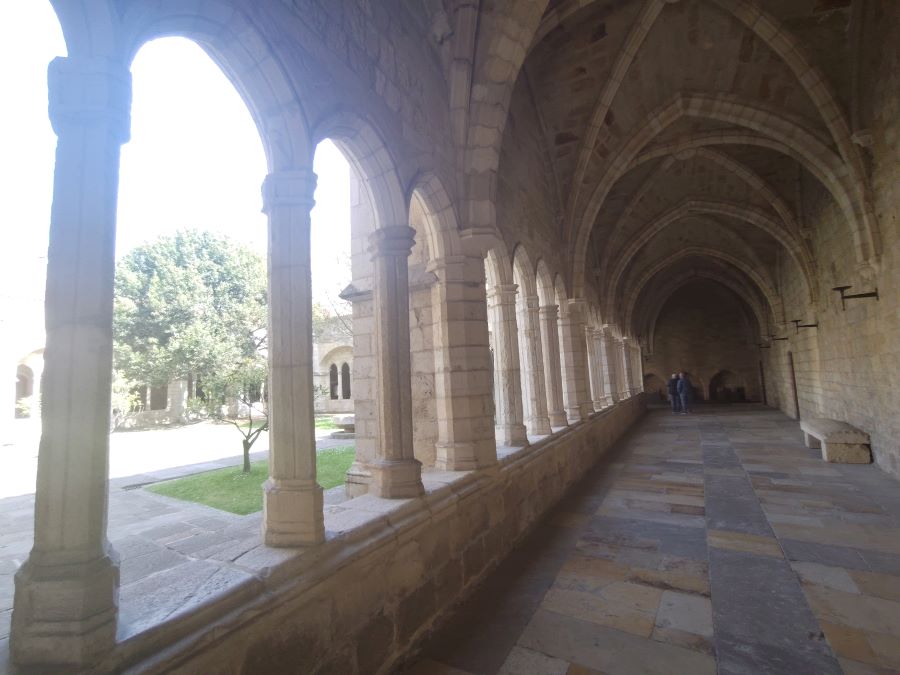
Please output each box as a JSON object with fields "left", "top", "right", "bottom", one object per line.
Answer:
{"left": 122, "top": 399, "right": 645, "bottom": 674}
{"left": 645, "top": 281, "right": 762, "bottom": 402}
{"left": 761, "top": 4, "right": 900, "bottom": 477}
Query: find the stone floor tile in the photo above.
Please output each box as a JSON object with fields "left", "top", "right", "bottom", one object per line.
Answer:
{"left": 497, "top": 646, "right": 569, "bottom": 675}
{"left": 791, "top": 562, "right": 861, "bottom": 593}
{"left": 565, "top": 664, "right": 606, "bottom": 675}
{"left": 654, "top": 590, "right": 713, "bottom": 638}
{"left": 405, "top": 659, "right": 479, "bottom": 675}
{"left": 540, "top": 581, "right": 662, "bottom": 637}
{"left": 849, "top": 569, "right": 900, "bottom": 602}
{"left": 837, "top": 656, "right": 900, "bottom": 675}
{"left": 708, "top": 529, "right": 783, "bottom": 557}
{"left": 518, "top": 609, "right": 716, "bottom": 675}
{"left": 803, "top": 584, "right": 900, "bottom": 638}
{"left": 408, "top": 408, "right": 900, "bottom": 675}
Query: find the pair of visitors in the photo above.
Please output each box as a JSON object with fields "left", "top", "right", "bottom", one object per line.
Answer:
{"left": 677, "top": 372, "right": 693, "bottom": 414}
{"left": 667, "top": 373, "right": 681, "bottom": 413}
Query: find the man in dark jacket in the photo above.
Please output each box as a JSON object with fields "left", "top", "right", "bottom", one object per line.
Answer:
{"left": 667, "top": 373, "right": 681, "bottom": 413}
{"left": 677, "top": 372, "right": 693, "bottom": 414}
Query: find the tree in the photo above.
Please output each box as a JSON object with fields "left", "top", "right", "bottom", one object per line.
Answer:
{"left": 114, "top": 230, "right": 268, "bottom": 470}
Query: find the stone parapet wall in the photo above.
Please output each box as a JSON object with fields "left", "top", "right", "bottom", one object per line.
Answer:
{"left": 108, "top": 397, "right": 645, "bottom": 674}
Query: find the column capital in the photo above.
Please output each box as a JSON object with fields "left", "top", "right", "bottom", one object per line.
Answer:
{"left": 48, "top": 56, "right": 131, "bottom": 143}
{"left": 368, "top": 225, "right": 416, "bottom": 258}
{"left": 262, "top": 170, "right": 317, "bottom": 213}
{"left": 486, "top": 283, "right": 518, "bottom": 303}
{"left": 539, "top": 304, "right": 559, "bottom": 319}
{"left": 524, "top": 295, "right": 540, "bottom": 310}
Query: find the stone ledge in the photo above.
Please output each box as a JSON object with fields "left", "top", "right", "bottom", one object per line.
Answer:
{"left": 92, "top": 396, "right": 646, "bottom": 674}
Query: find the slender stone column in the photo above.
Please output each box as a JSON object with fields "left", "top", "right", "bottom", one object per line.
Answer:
{"left": 586, "top": 327, "right": 606, "bottom": 411}
{"left": 538, "top": 305, "right": 567, "bottom": 427}
{"left": 635, "top": 342, "right": 645, "bottom": 393}
{"left": 558, "top": 299, "right": 593, "bottom": 422}
{"left": 601, "top": 326, "right": 620, "bottom": 404}
{"left": 429, "top": 255, "right": 496, "bottom": 470}
{"left": 593, "top": 329, "right": 612, "bottom": 407}
{"left": 11, "top": 57, "right": 131, "bottom": 667}
{"left": 617, "top": 338, "right": 630, "bottom": 398}
{"left": 518, "top": 295, "right": 552, "bottom": 435}
{"left": 487, "top": 284, "right": 528, "bottom": 446}
{"left": 262, "top": 170, "right": 324, "bottom": 546}
{"left": 368, "top": 226, "right": 424, "bottom": 497}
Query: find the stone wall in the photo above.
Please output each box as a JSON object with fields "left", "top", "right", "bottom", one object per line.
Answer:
{"left": 115, "top": 398, "right": 645, "bottom": 674}
{"left": 645, "top": 281, "right": 762, "bottom": 402}
{"left": 761, "top": 3, "right": 900, "bottom": 478}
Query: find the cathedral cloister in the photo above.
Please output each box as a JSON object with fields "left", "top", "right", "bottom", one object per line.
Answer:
{"left": 3, "top": 1, "right": 899, "bottom": 673}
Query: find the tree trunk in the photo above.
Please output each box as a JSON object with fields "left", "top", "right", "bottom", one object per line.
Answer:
{"left": 243, "top": 438, "right": 252, "bottom": 473}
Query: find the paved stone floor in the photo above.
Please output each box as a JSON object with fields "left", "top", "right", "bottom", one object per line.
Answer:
{"left": 0, "top": 437, "right": 353, "bottom": 658}
{"left": 406, "top": 405, "right": 900, "bottom": 675}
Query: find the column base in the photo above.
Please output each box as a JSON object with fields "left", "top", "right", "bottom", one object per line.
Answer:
{"left": 495, "top": 423, "right": 529, "bottom": 447}
{"left": 548, "top": 411, "right": 568, "bottom": 427}
{"left": 527, "top": 416, "right": 552, "bottom": 436}
{"left": 11, "top": 550, "right": 119, "bottom": 668}
{"left": 435, "top": 441, "right": 497, "bottom": 471}
{"left": 578, "top": 403, "right": 595, "bottom": 419}
{"left": 263, "top": 478, "right": 325, "bottom": 547}
{"left": 345, "top": 462, "right": 372, "bottom": 499}
{"left": 369, "top": 459, "right": 425, "bottom": 499}
{"left": 593, "top": 400, "right": 606, "bottom": 412}
{"left": 564, "top": 406, "right": 584, "bottom": 424}
{"left": 369, "top": 458, "right": 424, "bottom": 498}
{"left": 603, "top": 395, "right": 615, "bottom": 407}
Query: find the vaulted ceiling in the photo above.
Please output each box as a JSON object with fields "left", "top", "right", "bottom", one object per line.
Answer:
{"left": 500, "top": 0, "right": 876, "bottom": 341}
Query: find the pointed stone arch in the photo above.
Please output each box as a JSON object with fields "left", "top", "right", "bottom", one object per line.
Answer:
{"left": 313, "top": 111, "right": 407, "bottom": 231}
{"left": 409, "top": 171, "right": 463, "bottom": 261}
{"left": 120, "top": 0, "right": 313, "bottom": 173}
{"left": 571, "top": 92, "right": 875, "bottom": 295}
{"left": 605, "top": 198, "right": 816, "bottom": 308}
{"left": 623, "top": 246, "right": 783, "bottom": 329}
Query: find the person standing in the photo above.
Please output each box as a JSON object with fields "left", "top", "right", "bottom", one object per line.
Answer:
{"left": 677, "top": 371, "right": 693, "bottom": 414}
{"left": 667, "top": 373, "right": 681, "bottom": 414}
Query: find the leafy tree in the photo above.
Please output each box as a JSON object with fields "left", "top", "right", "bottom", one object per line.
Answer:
{"left": 114, "top": 231, "right": 268, "bottom": 470}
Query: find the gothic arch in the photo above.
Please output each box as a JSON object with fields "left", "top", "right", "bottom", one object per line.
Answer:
{"left": 571, "top": 92, "right": 877, "bottom": 294}
{"left": 409, "top": 171, "right": 463, "bottom": 260}
{"left": 604, "top": 199, "right": 815, "bottom": 308}
{"left": 313, "top": 111, "right": 407, "bottom": 231}
{"left": 119, "top": 0, "right": 313, "bottom": 173}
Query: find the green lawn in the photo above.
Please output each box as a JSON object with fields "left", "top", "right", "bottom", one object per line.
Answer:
{"left": 146, "top": 446, "right": 355, "bottom": 515}
{"left": 314, "top": 416, "right": 338, "bottom": 430}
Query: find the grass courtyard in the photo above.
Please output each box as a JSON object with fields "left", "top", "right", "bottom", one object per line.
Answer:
{"left": 147, "top": 446, "right": 355, "bottom": 515}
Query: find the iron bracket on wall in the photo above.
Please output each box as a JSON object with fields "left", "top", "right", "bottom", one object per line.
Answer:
{"left": 832, "top": 285, "right": 879, "bottom": 310}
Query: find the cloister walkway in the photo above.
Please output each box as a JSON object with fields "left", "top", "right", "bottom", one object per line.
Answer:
{"left": 407, "top": 405, "right": 900, "bottom": 675}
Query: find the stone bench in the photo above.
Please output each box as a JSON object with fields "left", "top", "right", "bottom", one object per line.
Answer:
{"left": 800, "top": 418, "right": 871, "bottom": 463}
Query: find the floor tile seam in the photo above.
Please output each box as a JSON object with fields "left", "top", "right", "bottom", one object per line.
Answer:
{"left": 719, "top": 418, "right": 851, "bottom": 672}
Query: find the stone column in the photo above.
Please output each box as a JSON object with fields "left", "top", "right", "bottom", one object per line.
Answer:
{"left": 586, "top": 327, "right": 606, "bottom": 411}
{"left": 11, "top": 57, "right": 131, "bottom": 668}
{"left": 261, "top": 170, "right": 324, "bottom": 546}
{"left": 601, "top": 326, "right": 620, "bottom": 404}
{"left": 558, "top": 299, "right": 593, "bottom": 422}
{"left": 368, "top": 226, "right": 424, "bottom": 497}
{"left": 429, "top": 256, "right": 496, "bottom": 470}
{"left": 538, "top": 304, "right": 567, "bottom": 427}
{"left": 593, "top": 329, "right": 613, "bottom": 407}
{"left": 617, "top": 338, "right": 630, "bottom": 398}
{"left": 518, "top": 295, "right": 552, "bottom": 435}
{"left": 486, "top": 284, "right": 528, "bottom": 446}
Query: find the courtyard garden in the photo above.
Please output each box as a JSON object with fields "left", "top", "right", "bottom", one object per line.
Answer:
{"left": 147, "top": 446, "right": 355, "bottom": 515}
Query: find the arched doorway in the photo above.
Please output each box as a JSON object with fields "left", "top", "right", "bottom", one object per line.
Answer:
{"left": 709, "top": 370, "right": 747, "bottom": 402}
